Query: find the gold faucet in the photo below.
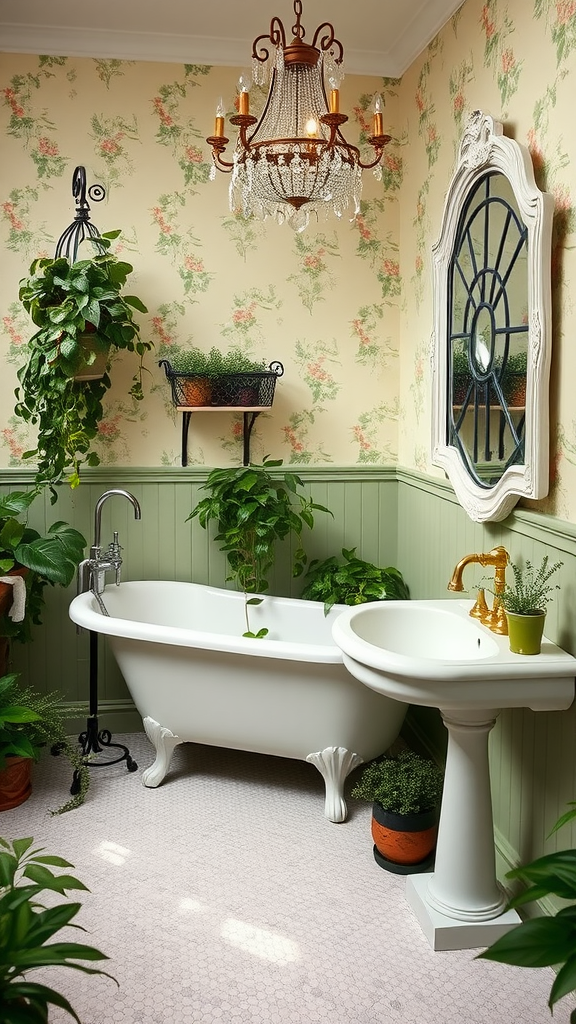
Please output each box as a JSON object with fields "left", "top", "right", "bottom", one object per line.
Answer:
{"left": 448, "top": 545, "right": 510, "bottom": 634}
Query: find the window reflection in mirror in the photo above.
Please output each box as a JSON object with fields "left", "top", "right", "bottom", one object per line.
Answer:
{"left": 448, "top": 171, "right": 528, "bottom": 487}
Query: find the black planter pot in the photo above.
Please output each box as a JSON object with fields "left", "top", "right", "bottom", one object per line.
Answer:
{"left": 371, "top": 801, "right": 438, "bottom": 874}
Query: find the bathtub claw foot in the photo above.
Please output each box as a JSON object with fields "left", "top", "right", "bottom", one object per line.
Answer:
{"left": 142, "top": 716, "right": 182, "bottom": 788}
{"left": 306, "top": 746, "right": 364, "bottom": 823}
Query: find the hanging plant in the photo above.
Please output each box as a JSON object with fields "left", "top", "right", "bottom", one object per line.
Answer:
{"left": 15, "top": 231, "right": 151, "bottom": 496}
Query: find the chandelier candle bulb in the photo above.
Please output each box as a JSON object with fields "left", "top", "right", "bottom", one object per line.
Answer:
{"left": 214, "top": 99, "right": 225, "bottom": 138}
{"left": 329, "top": 88, "right": 340, "bottom": 113}
{"left": 372, "top": 94, "right": 384, "bottom": 136}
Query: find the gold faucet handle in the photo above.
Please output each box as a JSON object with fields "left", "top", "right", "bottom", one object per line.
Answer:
{"left": 470, "top": 588, "right": 489, "bottom": 620}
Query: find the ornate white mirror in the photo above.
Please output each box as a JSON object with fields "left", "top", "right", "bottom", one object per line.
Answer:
{"left": 431, "top": 111, "right": 554, "bottom": 522}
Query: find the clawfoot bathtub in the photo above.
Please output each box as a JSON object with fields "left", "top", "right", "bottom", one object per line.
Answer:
{"left": 69, "top": 581, "right": 407, "bottom": 821}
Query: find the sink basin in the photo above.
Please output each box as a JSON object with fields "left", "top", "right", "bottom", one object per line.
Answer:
{"left": 331, "top": 599, "right": 576, "bottom": 711}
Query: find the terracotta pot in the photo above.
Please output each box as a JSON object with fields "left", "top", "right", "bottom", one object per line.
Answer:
{"left": 506, "top": 609, "right": 546, "bottom": 655}
{"left": 371, "top": 801, "right": 438, "bottom": 873}
{"left": 0, "top": 755, "right": 33, "bottom": 810}
{"left": 181, "top": 377, "right": 212, "bottom": 406}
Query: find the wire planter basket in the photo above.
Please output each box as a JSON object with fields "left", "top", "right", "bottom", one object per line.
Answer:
{"left": 159, "top": 359, "right": 284, "bottom": 408}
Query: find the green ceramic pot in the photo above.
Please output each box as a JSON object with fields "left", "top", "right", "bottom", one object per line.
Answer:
{"left": 506, "top": 609, "right": 546, "bottom": 655}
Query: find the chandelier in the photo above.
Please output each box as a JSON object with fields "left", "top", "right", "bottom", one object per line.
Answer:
{"left": 206, "top": 0, "right": 391, "bottom": 232}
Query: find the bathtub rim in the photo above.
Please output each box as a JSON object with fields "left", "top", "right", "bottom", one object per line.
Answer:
{"left": 68, "top": 580, "right": 350, "bottom": 664}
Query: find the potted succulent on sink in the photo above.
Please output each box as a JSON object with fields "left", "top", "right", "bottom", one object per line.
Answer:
{"left": 0, "top": 835, "right": 116, "bottom": 1022}
{"left": 497, "top": 555, "right": 563, "bottom": 655}
{"left": 15, "top": 231, "right": 150, "bottom": 493}
{"left": 300, "top": 546, "right": 410, "bottom": 613}
{"left": 159, "top": 347, "right": 280, "bottom": 408}
{"left": 187, "top": 456, "right": 332, "bottom": 636}
{"left": 0, "top": 672, "right": 90, "bottom": 813}
{"left": 351, "top": 748, "right": 444, "bottom": 874}
{"left": 478, "top": 801, "right": 576, "bottom": 1021}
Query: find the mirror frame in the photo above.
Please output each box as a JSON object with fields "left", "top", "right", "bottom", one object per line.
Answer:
{"left": 431, "top": 111, "right": 554, "bottom": 522}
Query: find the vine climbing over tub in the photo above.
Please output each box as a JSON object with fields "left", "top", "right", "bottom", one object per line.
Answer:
{"left": 187, "top": 457, "right": 333, "bottom": 637}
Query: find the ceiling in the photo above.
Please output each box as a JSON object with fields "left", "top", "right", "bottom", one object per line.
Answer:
{"left": 0, "top": 0, "right": 463, "bottom": 78}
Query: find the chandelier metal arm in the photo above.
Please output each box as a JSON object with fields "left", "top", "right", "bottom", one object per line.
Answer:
{"left": 253, "top": 17, "right": 287, "bottom": 62}
{"left": 358, "top": 134, "right": 392, "bottom": 169}
{"left": 310, "top": 23, "right": 343, "bottom": 61}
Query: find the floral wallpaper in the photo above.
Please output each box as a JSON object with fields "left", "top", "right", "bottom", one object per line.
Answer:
{"left": 0, "top": 56, "right": 401, "bottom": 470}
{"left": 2, "top": 0, "right": 576, "bottom": 522}
{"left": 400, "top": 0, "right": 576, "bottom": 521}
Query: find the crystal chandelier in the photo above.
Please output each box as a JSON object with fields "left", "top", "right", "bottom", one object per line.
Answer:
{"left": 206, "top": 0, "right": 391, "bottom": 232}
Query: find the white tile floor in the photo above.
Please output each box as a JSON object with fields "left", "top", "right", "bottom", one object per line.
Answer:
{"left": 3, "top": 732, "right": 571, "bottom": 1023}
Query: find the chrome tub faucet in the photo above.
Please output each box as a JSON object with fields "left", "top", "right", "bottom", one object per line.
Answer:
{"left": 78, "top": 489, "right": 142, "bottom": 596}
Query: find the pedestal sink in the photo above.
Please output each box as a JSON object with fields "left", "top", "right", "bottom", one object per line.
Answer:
{"left": 332, "top": 599, "right": 576, "bottom": 950}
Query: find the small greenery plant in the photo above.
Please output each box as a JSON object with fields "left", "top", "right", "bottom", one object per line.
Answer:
{"left": 351, "top": 749, "right": 444, "bottom": 816}
{"left": 478, "top": 803, "right": 576, "bottom": 1021}
{"left": 0, "top": 489, "right": 86, "bottom": 645}
{"left": 499, "top": 555, "right": 563, "bottom": 614}
{"left": 188, "top": 457, "right": 332, "bottom": 637}
{"left": 301, "top": 546, "right": 410, "bottom": 613}
{"left": 167, "top": 347, "right": 267, "bottom": 375}
{"left": 15, "top": 232, "right": 150, "bottom": 492}
{"left": 0, "top": 836, "right": 115, "bottom": 1023}
{"left": 0, "top": 673, "right": 90, "bottom": 814}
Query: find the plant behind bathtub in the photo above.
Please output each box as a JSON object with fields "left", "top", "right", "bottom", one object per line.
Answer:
{"left": 301, "top": 547, "right": 410, "bottom": 613}
{"left": 188, "top": 457, "right": 333, "bottom": 637}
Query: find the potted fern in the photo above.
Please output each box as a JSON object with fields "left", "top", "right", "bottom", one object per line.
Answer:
{"left": 15, "top": 231, "right": 150, "bottom": 492}
{"left": 351, "top": 749, "right": 444, "bottom": 874}
{"left": 498, "top": 555, "right": 563, "bottom": 655}
{"left": 0, "top": 836, "right": 115, "bottom": 1022}
{"left": 301, "top": 546, "right": 410, "bottom": 613}
{"left": 0, "top": 673, "right": 90, "bottom": 813}
{"left": 187, "top": 457, "right": 332, "bottom": 637}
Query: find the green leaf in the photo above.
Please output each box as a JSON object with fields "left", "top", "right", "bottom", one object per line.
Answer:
{"left": 246, "top": 597, "right": 263, "bottom": 606}
{"left": 478, "top": 916, "right": 576, "bottom": 969}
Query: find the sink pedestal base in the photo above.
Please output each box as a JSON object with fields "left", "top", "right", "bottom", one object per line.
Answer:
{"left": 408, "top": 707, "right": 520, "bottom": 950}
{"left": 406, "top": 874, "right": 520, "bottom": 951}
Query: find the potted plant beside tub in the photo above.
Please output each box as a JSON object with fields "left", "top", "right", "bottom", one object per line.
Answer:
{"left": 497, "top": 555, "right": 563, "bottom": 655}
{"left": 0, "top": 672, "right": 90, "bottom": 813}
{"left": 351, "top": 749, "right": 444, "bottom": 874}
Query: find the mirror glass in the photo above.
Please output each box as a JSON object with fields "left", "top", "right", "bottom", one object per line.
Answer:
{"left": 432, "top": 112, "right": 553, "bottom": 522}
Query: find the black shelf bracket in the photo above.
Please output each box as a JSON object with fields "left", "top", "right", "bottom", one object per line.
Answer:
{"left": 181, "top": 409, "right": 261, "bottom": 467}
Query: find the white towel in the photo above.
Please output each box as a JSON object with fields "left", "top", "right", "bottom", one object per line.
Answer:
{"left": 0, "top": 575, "right": 27, "bottom": 622}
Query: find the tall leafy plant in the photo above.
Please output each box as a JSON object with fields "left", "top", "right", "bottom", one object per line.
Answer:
{"left": 0, "top": 836, "right": 115, "bottom": 1023}
{"left": 188, "top": 457, "right": 332, "bottom": 637}
{"left": 478, "top": 803, "right": 576, "bottom": 1021}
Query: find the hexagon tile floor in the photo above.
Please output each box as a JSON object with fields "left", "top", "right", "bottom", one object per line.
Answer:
{"left": 2, "top": 732, "right": 571, "bottom": 1024}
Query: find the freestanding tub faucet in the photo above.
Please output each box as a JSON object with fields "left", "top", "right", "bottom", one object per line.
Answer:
{"left": 448, "top": 545, "right": 510, "bottom": 634}
{"left": 78, "top": 488, "right": 142, "bottom": 596}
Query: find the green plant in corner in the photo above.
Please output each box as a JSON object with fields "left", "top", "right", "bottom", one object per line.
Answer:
{"left": 15, "top": 232, "right": 150, "bottom": 495}
{"left": 188, "top": 457, "right": 333, "bottom": 637}
{"left": 0, "top": 836, "right": 116, "bottom": 1024}
{"left": 301, "top": 546, "right": 410, "bottom": 613}
{"left": 478, "top": 803, "right": 576, "bottom": 1022}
